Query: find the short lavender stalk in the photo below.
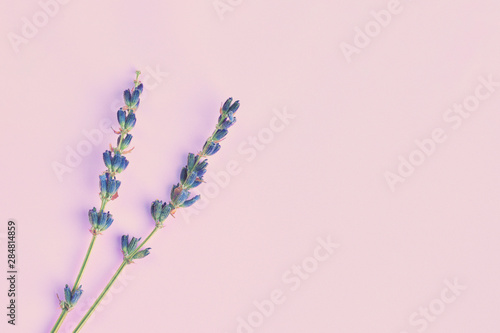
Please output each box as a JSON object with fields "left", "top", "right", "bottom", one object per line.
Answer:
{"left": 50, "top": 72, "right": 144, "bottom": 333}
{"left": 72, "top": 97, "right": 240, "bottom": 332}
{"left": 72, "top": 228, "right": 159, "bottom": 333}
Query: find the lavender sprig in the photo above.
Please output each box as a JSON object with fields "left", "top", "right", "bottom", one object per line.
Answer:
{"left": 91, "top": 72, "right": 142, "bottom": 233}
{"left": 150, "top": 97, "right": 240, "bottom": 228}
{"left": 50, "top": 72, "right": 144, "bottom": 333}
{"left": 72, "top": 97, "right": 240, "bottom": 332}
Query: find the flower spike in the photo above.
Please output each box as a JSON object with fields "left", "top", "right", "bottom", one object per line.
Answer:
{"left": 146, "top": 97, "right": 240, "bottom": 228}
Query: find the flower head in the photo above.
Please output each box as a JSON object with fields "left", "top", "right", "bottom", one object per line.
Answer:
{"left": 99, "top": 173, "right": 121, "bottom": 200}
{"left": 123, "top": 77, "right": 143, "bottom": 110}
{"left": 88, "top": 208, "right": 114, "bottom": 234}
{"left": 221, "top": 97, "right": 240, "bottom": 115}
{"left": 116, "top": 108, "right": 137, "bottom": 133}
{"left": 124, "top": 87, "right": 141, "bottom": 109}
{"left": 151, "top": 200, "right": 173, "bottom": 227}
{"left": 103, "top": 151, "right": 129, "bottom": 173}
{"left": 203, "top": 141, "right": 221, "bottom": 156}
{"left": 121, "top": 235, "right": 140, "bottom": 256}
{"left": 170, "top": 184, "right": 190, "bottom": 206}
{"left": 59, "top": 284, "right": 83, "bottom": 311}
{"left": 121, "top": 235, "right": 151, "bottom": 263}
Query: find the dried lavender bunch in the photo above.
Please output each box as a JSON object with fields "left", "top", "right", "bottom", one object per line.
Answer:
{"left": 50, "top": 72, "right": 144, "bottom": 333}
{"left": 72, "top": 97, "right": 240, "bottom": 332}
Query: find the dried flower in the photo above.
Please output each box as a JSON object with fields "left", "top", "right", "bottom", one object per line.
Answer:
{"left": 58, "top": 284, "right": 83, "bottom": 311}
{"left": 121, "top": 235, "right": 151, "bottom": 263}
{"left": 99, "top": 173, "right": 121, "bottom": 200}
{"left": 88, "top": 208, "right": 114, "bottom": 234}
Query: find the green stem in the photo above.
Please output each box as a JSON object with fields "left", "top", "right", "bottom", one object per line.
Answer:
{"left": 50, "top": 309, "right": 68, "bottom": 333}
{"left": 72, "top": 227, "right": 159, "bottom": 332}
{"left": 72, "top": 261, "right": 128, "bottom": 333}
{"left": 72, "top": 235, "right": 97, "bottom": 291}
{"left": 50, "top": 234, "right": 97, "bottom": 332}
{"left": 99, "top": 199, "right": 108, "bottom": 214}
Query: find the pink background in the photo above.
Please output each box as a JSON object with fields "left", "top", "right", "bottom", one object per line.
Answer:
{"left": 1, "top": 0, "right": 500, "bottom": 332}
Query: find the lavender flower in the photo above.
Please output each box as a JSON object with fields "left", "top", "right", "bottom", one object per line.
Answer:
{"left": 50, "top": 72, "right": 145, "bottom": 333}
{"left": 121, "top": 235, "right": 151, "bottom": 263}
{"left": 88, "top": 208, "right": 114, "bottom": 234}
{"left": 68, "top": 96, "right": 241, "bottom": 332}
{"left": 58, "top": 284, "right": 83, "bottom": 311}
{"left": 150, "top": 200, "right": 173, "bottom": 225}
{"left": 149, "top": 97, "right": 240, "bottom": 228}
{"left": 103, "top": 151, "right": 129, "bottom": 174}
{"left": 99, "top": 173, "right": 121, "bottom": 200}
{"left": 117, "top": 134, "right": 133, "bottom": 151}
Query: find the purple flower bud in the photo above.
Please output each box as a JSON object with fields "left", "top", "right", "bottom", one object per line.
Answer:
{"left": 117, "top": 134, "right": 133, "bottom": 151}
{"left": 228, "top": 100, "right": 240, "bottom": 113}
{"left": 103, "top": 151, "right": 112, "bottom": 170}
{"left": 121, "top": 235, "right": 129, "bottom": 255}
{"left": 187, "top": 153, "right": 198, "bottom": 170}
{"left": 181, "top": 195, "right": 200, "bottom": 208}
{"left": 136, "top": 83, "right": 144, "bottom": 94}
{"left": 124, "top": 113, "right": 136, "bottom": 131}
{"left": 117, "top": 109, "right": 126, "bottom": 128}
{"left": 213, "top": 129, "right": 228, "bottom": 141}
{"left": 124, "top": 90, "right": 132, "bottom": 106}
{"left": 88, "top": 208, "right": 98, "bottom": 228}
{"left": 170, "top": 184, "right": 190, "bottom": 206}
{"left": 64, "top": 285, "right": 72, "bottom": 304}
{"left": 222, "top": 98, "right": 233, "bottom": 113}
{"left": 132, "top": 248, "right": 151, "bottom": 260}
{"left": 151, "top": 200, "right": 163, "bottom": 222}
{"left": 220, "top": 117, "right": 237, "bottom": 129}
{"left": 131, "top": 89, "right": 140, "bottom": 107}
{"left": 180, "top": 167, "right": 188, "bottom": 183}
{"left": 60, "top": 284, "right": 83, "bottom": 310}
{"left": 204, "top": 142, "right": 221, "bottom": 156}
{"left": 159, "top": 203, "right": 172, "bottom": 222}
{"left": 71, "top": 286, "right": 83, "bottom": 305}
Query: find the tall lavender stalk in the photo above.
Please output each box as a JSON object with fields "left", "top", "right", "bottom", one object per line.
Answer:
{"left": 50, "top": 72, "right": 144, "bottom": 333}
{"left": 72, "top": 97, "right": 240, "bottom": 332}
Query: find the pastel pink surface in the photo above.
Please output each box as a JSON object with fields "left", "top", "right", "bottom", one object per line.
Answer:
{"left": 1, "top": 0, "right": 500, "bottom": 332}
